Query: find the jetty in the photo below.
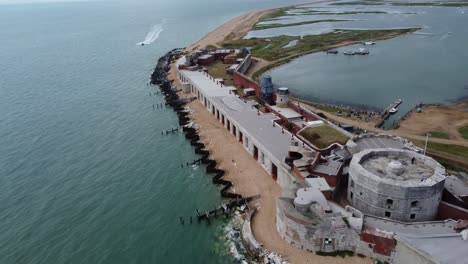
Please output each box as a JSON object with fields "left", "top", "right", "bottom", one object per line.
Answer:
{"left": 195, "top": 194, "right": 261, "bottom": 222}
{"left": 384, "top": 98, "right": 402, "bottom": 114}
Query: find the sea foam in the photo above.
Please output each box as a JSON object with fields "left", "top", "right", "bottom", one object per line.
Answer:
{"left": 136, "top": 22, "right": 164, "bottom": 46}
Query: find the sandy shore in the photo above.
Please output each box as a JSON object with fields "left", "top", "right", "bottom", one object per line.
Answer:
{"left": 187, "top": 100, "right": 370, "bottom": 264}
{"left": 185, "top": 0, "right": 335, "bottom": 52}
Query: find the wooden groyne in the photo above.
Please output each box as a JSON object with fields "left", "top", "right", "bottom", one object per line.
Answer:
{"left": 150, "top": 49, "right": 242, "bottom": 200}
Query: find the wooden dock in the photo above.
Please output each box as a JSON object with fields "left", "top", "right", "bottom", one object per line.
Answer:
{"left": 384, "top": 98, "right": 403, "bottom": 114}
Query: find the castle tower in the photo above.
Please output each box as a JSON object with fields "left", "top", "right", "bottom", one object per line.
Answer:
{"left": 276, "top": 87, "right": 289, "bottom": 108}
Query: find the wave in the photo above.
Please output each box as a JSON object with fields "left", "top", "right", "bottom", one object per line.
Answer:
{"left": 136, "top": 22, "right": 164, "bottom": 46}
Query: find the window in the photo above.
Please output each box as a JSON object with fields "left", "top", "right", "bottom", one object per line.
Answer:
{"left": 360, "top": 192, "right": 363, "bottom": 196}
{"left": 350, "top": 180, "right": 354, "bottom": 188}
{"left": 410, "top": 214, "right": 416, "bottom": 219}
{"left": 411, "top": 200, "right": 419, "bottom": 208}
{"left": 386, "top": 199, "right": 393, "bottom": 206}
{"left": 385, "top": 211, "right": 391, "bottom": 217}
{"left": 350, "top": 192, "right": 353, "bottom": 199}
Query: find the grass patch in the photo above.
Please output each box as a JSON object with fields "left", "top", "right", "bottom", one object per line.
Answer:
{"left": 426, "top": 131, "right": 450, "bottom": 140}
{"left": 224, "top": 28, "right": 419, "bottom": 62}
{"left": 411, "top": 139, "right": 468, "bottom": 167}
{"left": 206, "top": 61, "right": 235, "bottom": 87}
{"left": 393, "top": 2, "right": 468, "bottom": 7}
{"left": 458, "top": 126, "right": 468, "bottom": 140}
{"left": 253, "top": 19, "right": 348, "bottom": 30}
{"left": 316, "top": 250, "right": 355, "bottom": 258}
{"left": 299, "top": 125, "right": 350, "bottom": 148}
{"left": 331, "top": 0, "right": 385, "bottom": 6}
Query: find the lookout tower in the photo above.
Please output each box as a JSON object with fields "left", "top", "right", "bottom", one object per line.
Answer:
{"left": 276, "top": 87, "right": 289, "bottom": 108}
{"left": 260, "top": 75, "right": 274, "bottom": 105}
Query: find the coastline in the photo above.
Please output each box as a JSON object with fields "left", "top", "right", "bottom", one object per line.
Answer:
{"left": 166, "top": 1, "right": 372, "bottom": 263}
{"left": 163, "top": 1, "right": 468, "bottom": 262}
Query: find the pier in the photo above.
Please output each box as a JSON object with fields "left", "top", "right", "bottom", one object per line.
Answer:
{"left": 383, "top": 98, "right": 402, "bottom": 114}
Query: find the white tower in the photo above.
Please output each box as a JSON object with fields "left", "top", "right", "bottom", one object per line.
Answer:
{"left": 276, "top": 87, "right": 289, "bottom": 108}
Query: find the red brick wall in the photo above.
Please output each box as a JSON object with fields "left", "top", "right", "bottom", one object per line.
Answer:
{"left": 288, "top": 101, "right": 319, "bottom": 122}
{"left": 233, "top": 71, "right": 261, "bottom": 95}
{"left": 437, "top": 201, "right": 468, "bottom": 220}
{"left": 361, "top": 230, "right": 396, "bottom": 256}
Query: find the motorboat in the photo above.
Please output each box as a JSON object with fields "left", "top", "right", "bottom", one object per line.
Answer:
{"left": 389, "top": 107, "right": 398, "bottom": 114}
{"left": 326, "top": 49, "right": 338, "bottom": 54}
{"left": 343, "top": 50, "right": 355, "bottom": 55}
{"left": 355, "top": 48, "right": 369, "bottom": 55}
{"left": 363, "top": 41, "right": 376, "bottom": 45}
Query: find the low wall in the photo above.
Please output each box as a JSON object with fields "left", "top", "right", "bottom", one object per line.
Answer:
{"left": 233, "top": 71, "right": 261, "bottom": 95}
{"left": 437, "top": 201, "right": 468, "bottom": 220}
{"left": 241, "top": 207, "right": 262, "bottom": 258}
{"left": 276, "top": 198, "right": 360, "bottom": 253}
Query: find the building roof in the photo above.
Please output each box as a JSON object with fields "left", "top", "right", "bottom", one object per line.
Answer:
{"left": 270, "top": 105, "right": 303, "bottom": 120}
{"left": 396, "top": 233, "right": 467, "bottom": 264}
{"left": 445, "top": 175, "right": 468, "bottom": 199}
{"left": 363, "top": 215, "right": 458, "bottom": 235}
{"left": 305, "top": 177, "right": 331, "bottom": 192}
{"left": 312, "top": 159, "right": 342, "bottom": 176}
{"left": 180, "top": 69, "right": 296, "bottom": 165}
{"left": 198, "top": 54, "right": 213, "bottom": 60}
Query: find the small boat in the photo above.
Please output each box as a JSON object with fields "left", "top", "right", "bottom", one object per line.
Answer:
{"left": 141, "top": 43, "right": 145, "bottom": 46}
{"left": 343, "top": 50, "right": 355, "bottom": 55}
{"left": 355, "top": 48, "right": 370, "bottom": 55}
{"left": 389, "top": 107, "right": 398, "bottom": 114}
{"left": 326, "top": 49, "right": 338, "bottom": 54}
{"left": 363, "top": 41, "right": 376, "bottom": 45}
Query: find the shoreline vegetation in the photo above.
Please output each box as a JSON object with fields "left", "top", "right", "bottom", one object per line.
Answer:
{"left": 331, "top": 0, "right": 468, "bottom": 7}
{"left": 164, "top": 0, "right": 468, "bottom": 262}
{"left": 224, "top": 28, "right": 419, "bottom": 79}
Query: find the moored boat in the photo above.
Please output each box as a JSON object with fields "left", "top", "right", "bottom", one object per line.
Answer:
{"left": 355, "top": 48, "right": 370, "bottom": 55}
{"left": 343, "top": 50, "right": 355, "bottom": 55}
{"left": 389, "top": 107, "right": 398, "bottom": 114}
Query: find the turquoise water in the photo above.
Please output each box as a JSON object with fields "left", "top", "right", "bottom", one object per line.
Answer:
{"left": 0, "top": 0, "right": 305, "bottom": 263}
{"left": 261, "top": 2, "right": 468, "bottom": 127}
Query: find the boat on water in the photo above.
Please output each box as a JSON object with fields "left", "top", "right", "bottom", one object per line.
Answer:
{"left": 389, "top": 107, "right": 398, "bottom": 114}
{"left": 326, "top": 49, "right": 338, "bottom": 54}
{"left": 363, "top": 41, "right": 376, "bottom": 45}
{"left": 343, "top": 50, "right": 355, "bottom": 55}
{"left": 355, "top": 48, "right": 369, "bottom": 55}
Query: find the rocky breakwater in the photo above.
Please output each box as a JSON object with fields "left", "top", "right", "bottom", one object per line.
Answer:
{"left": 150, "top": 50, "right": 242, "bottom": 199}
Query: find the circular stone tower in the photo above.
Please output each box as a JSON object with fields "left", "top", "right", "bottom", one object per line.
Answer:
{"left": 347, "top": 149, "right": 446, "bottom": 222}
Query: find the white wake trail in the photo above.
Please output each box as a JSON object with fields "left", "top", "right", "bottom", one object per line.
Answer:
{"left": 137, "top": 23, "right": 164, "bottom": 46}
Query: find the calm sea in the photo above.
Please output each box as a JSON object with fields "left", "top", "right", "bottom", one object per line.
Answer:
{"left": 263, "top": 2, "right": 468, "bottom": 127}
{"left": 0, "top": 0, "right": 306, "bottom": 263}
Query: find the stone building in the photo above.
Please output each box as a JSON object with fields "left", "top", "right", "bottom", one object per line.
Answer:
{"left": 348, "top": 149, "right": 446, "bottom": 222}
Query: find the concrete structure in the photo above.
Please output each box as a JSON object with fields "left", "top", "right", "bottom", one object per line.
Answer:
{"left": 176, "top": 63, "right": 307, "bottom": 187}
{"left": 348, "top": 149, "right": 446, "bottom": 222}
{"left": 275, "top": 87, "right": 289, "bottom": 108}
{"left": 175, "top": 54, "right": 467, "bottom": 263}
{"left": 346, "top": 133, "right": 422, "bottom": 155}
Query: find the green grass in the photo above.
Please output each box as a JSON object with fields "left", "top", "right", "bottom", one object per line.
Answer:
{"left": 331, "top": 0, "right": 385, "bottom": 6}
{"left": 206, "top": 61, "right": 235, "bottom": 87}
{"left": 458, "top": 126, "right": 468, "bottom": 140}
{"left": 331, "top": 1, "right": 468, "bottom": 7}
{"left": 393, "top": 2, "right": 468, "bottom": 7}
{"left": 426, "top": 131, "right": 450, "bottom": 140}
{"left": 299, "top": 126, "right": 350, "bottom": 148}
{"left": 411, "top": 140, "right": 468, "bottom": 163}
{"left": 224, "top": 28, "right": 419, "bottom": 62}
{"left": 252, "top": 19, "right": 348, "bottom": 30}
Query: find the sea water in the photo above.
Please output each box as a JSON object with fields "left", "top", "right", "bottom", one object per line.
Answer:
{"left": 0, "top": 0, "right": 306, "bottom": 263}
